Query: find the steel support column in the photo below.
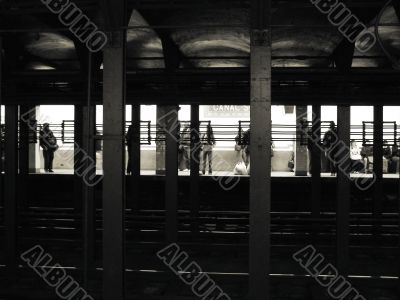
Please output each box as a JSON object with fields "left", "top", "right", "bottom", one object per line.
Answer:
{"left": 311, "top": 105, "right": 321, "bottom": 221}
{"left": 81, "top": 51, "right": 97, "bottom": 289}
{"left": 0, "top": 117, "right": 1, "bottom": 178}
{"left": 295, "top": 105, "right": 308, "bottom": 176}
{"left": 165, "top": 106, "right": 179, "bottom": 243}
{"left": 190, "top": 104, "right": 200, "bottom": 233}
{"left": 82, "top": 103, "right": 96, "bottom": 289}
{"left": 4, "top": 105, "right": 18, "bottom": 280}
{"left": 0, "top": 38, "right": 2, "bottom": 231}
{"left": 19, "top": 105, "right": 35, "bottom": 209}
{"left": 156, "top": 106, "right": 169, "bottom": 175}
{"left": 130, "top": 105, "right": 141, "bottom": 177}
{"left": 373, "top": 105, "right": 383, "bottom": 221}
{"left": 249, "top": 0, "right": 271, "bottom": 296}
{"left": 129, "top": 104, "right": 141, "bottom": 211}
{"left": 336, "top": 105, "right": 350, "bottom": 275}
{"left": 19, "top": 106, "right": 32, "bottom": 175}
{"left": 397, "top": 106, "right": 400, "bottom": 297}
{"left": 0, "top": 37, "right": 2, "bottom": 218}
{"left": 102, "top": 31, "right": 126, "bottom": 300}
{"left": 74, "top": 105, "right": 84, "bottom": 213}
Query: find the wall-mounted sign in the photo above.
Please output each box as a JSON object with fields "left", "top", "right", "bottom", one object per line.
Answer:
{"left": 204, "top": 105, "right": 250, "bottom": 118}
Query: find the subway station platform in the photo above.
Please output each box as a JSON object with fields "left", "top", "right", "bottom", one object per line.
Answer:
{"left": 1, "top": 0, "right": 400, "bottom": 299}
{"left": 32, "top": 169, "right": 400, "bottom": 179}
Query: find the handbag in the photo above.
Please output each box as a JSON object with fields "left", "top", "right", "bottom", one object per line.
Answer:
{"left": 48, "top": 136, "right": 59, "bottom": 151}
{"left": 233, "top": 161, "right": 248, "bottom": 175}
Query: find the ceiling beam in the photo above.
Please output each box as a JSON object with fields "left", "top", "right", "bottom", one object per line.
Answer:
{"left": 138, "top": 11, "right": 192, "bottom": 70}
{"left": 100, "top": 0, "right": 127, "bottom": 32}
{"left": 157, "top": 30, "right": 182, "bottom": 71}
{"left": 332, "top": 40, "right": 355, "bottom": 73}
{"left": 2, "top": 35, "right": 30, "bottom": 72}
{"left": 73, "top": 37, "right": 103, "bottom": 74}
{"left": 8, "top": 68, "right": 400, "bottom": 84}
{"left": 128, "top": 0, "right": 385, "bottom": 10}
{"left": 5, "top": 79, "right": 400, "bottom": 105}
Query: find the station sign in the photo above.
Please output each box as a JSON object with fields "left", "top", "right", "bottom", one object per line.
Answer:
{"left": 204, "top": 105, "right": 250, "bottom": 118}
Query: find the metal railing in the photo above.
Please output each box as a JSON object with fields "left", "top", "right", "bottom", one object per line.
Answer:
{"left": 362, "top": 121, "right": 397, "bottom": 146}
{"left": 0, "top": 120, "right": 398, "bottom": 147}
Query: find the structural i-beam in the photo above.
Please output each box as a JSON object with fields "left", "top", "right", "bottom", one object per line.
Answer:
{"left": 165, "top": 106, "right": 179, "bottom": 243}
{"left": 373, "top": 105, "right": 383, "bottom": 220}
{"left": 249, "top": 0, "right": 272, "bottom": 297}
{"left": 4, "top": 105, "right": 18, "bottom": 280}
{"left": 311, "top": 105, "right": 321, "bottom": 220}
{"left": 336, "top": 105, "right": 350, "bottom": 275}
{"left": 102, "top": 32, "right": 126, "bottom": 300}
{"left": 190, "top": 104, "right": 200, "bottom": 233}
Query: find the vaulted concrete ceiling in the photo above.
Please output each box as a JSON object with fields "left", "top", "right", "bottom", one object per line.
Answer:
{"left": 20, "top": 16, "right": 78, "bottom": 69}
{"left": 126, "top": 10, "right": 164, "bottom": 69}
{"left": 370, "top": 4, "right": 400, "bottom": 68}
{"left": 18, "top": 4, "right": 399, "bottom": 70}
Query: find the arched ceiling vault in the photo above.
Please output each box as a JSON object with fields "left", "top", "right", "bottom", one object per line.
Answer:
{"left": 15, "top": 4, "right": 400, "bottom": 70}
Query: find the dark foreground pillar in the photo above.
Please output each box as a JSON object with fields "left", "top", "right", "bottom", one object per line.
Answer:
{"left": 4, "top": 105, "right": 18, "bottom": 280}
{"left": 310, "top": 105, "right": 322, "bottom": 237}
{"left": 129, "top": 104, "right": 141, "bottom": 211}
{"left": 19, "top": 105, "right": 37, "bottom": 208}
{"left": 74, "top": 105, "right": 84, "bottom": 213}
{"left": 102, "top": 32, "right": 126, "bottom": 300}
{"left": 156, "top": 105, "right": 171, "bottom": 175}
{"left": 164, "top": 106, "right": 179, "bottom": 243}
{"left": 19, "top": 105, "right": 37, "bottom": 174}
{"left": 373, "top": 105, "right": 383, "bottom": 220}
{"left": 249, "top": 3, "right": 272, "bottom": 296}
{"left": 295, "top": 105, "right": 308, "bottom": 176}
{"left": 311, "top": 105, "right": 321, "bottom": 225}
{"left": 336, "top": 105, "right": 350, "bottom": 275}
{"left": 190, "top": 104, "right": 200, "bottom": 233}
{"left": 82, "top": 104, "right": 96, "bottom": 288}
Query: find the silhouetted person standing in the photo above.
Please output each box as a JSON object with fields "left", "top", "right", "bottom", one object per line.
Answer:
{"left": 350, "top": 140, "right": 363, "bottom": 172}
{"left": 126, "top": 125, "right": 135, "bottom": 175}
{"left": 234, "top": 130, "right": 245, "bottom": 163}
{"left": 390, "top": 141, "right": 400, "bottom": 173}
{"left": 242, "top": 129, "right": 251, "bottom": 167}
{"left": 201, "top": 124, "right": 216, "bottom": 175}
{"left": 361, "top": 140, "right": 373, "bottom": 173}
{"left": 323, "top": 121, "right": 338, "bottom": 176}
{"left": 299, "top": 117, "right": 313, "bottom": 173}
{"left": 40, "top": 123, "right": 58, "bottom": 172}
{"left": 179, "top": 125, "right": 191, "bottom": 171}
